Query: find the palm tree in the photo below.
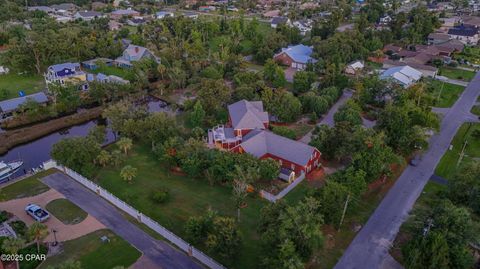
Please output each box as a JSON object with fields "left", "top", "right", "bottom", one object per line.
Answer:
{"left": 120, "top": 165, "right": 137, "bottom": 183}
{"left": 117, "top": 137, "right": 133, "bottom": 155}
{"left": 28, "top": 222, "right": 49, "bottom": 253}
{"left": 2, "top": 237, "right": 25, "bottom": 269}
{"left": 96, "top": 150, "right": 111, "bottom": 167}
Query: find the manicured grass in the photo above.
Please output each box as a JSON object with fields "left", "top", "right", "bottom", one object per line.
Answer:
{"left": 94, "top": 143, "right": 267, "bottom": 269}
{"left": 471, "top": 105, "right": 480, "bottom": 116}
{"left": 0, "top": 169, "right": 55, "bottom": 201}
{"left": 46, "top": 198, "right": 88, "bottom": 225}
{"left": 0, "top": 73, "right": 45, "bottom": 101}
{"left": 435, "top": 123, "right": 480, "bottom": 180}
{"left": 427, "top": 80, "right": 465, "bottom": 108}
{"left": 89, "top": 65, "right": 134, "bottom": 81}
{"left": 38, "top": 229, "right": 140, "bottom": 269}
{"left": 439, "top": 67, "right": 476, "bottom": 81}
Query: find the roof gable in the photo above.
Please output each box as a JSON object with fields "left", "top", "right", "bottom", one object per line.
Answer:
{"left": 240, "top": 130, "right": 316, "bottom": 166}
{"left": 228, "top": 100, "right": 269, "bottom": 130}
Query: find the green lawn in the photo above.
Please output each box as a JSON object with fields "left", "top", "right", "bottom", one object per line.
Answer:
{"left": 439, "top": 67, "right": 476, "bottom": 82}
{"left": 0, "top": 170, "right": 55, "bottom": 201}
{"left": 94, "top": 143, "right": 268, "bottom": 269}
{"left": 89, "top": 65, "right": 134, "bottom": 81}
{"left": 471, "top": 105, "right": 480, "bottom": 116}
{"left": 435, "top": 123, "right": 480, "bottom": 179}
{"left": 427, "top": 80, "right": 465, "bottom": 108}
{"left": 38, "top": 229, "right": 141, "bottom": 269}
{"left": 46, "top": 198, "right": 88, "bottom": 225}
{"left": 0, "top": 73, "right": 45, "bottom": 101}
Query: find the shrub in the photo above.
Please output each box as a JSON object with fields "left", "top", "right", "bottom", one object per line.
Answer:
{"left": 10, "top": 220, "right": 27, "bottom": 237}
{"left": 151, "top": 188, "right": 170, "bottom": 204}
{"left": 0, "top": 211, "right": 9, "bottom": 223}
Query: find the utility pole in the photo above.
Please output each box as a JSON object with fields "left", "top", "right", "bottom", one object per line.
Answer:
{"left": 436, "top": 80, "right": 445, "bottom": 104}
{"left": 338, "top": 194, "right": 351, "bottom": 230}
{"left": 456, "top": 140, "right": 468, "bottom": 167}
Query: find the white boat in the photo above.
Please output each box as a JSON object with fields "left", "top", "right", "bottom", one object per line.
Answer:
{"left": 0, "top": 160, "right": 23, "bottom": 181}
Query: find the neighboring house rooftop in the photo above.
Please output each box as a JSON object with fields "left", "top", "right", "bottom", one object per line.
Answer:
{"left": 49, "top": 62, "right": 80, "bottom": 73}
{"left": 77, "top": 11, "right": 103, "bottom": 18}
{"left": 111, "top": 9, "right": 139, "bottom": 15}
{"left": 51, "top": 3, "right": 78, "bottom": 10}
{"left": 124, "top": 44, "right": 147, "bottom": 58}
{"left": 428, "top": 32, "right": 450, "bottom": 41}
{"left": 28, "top": 6, "right": 54, "bottom": 12}
{"left": 271, "top": 16, "right": 288, "bottom": 25}
{"left": 347, "top": 60, "right": 364, "bottom": 69}
{"left": 380, "top": 65, "right": 423, "bottom": 86}
{"left": 240, "top": 129, "right": 317, "bottom": 167}
{"left": 448, "top": 25, "right": 479, "bottom": 37}
{"left": 0, "top": 92, "right": 48, "bottom": 113}
{"left": 275, "top": 44, "right": 317, "bottom": 64}
{"left": 228, "top": 100, "right": 269, "bottom": 130}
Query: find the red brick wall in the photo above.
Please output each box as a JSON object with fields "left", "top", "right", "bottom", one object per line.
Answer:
{"left": 274, "top": 53, "right": 293, "bottom": 67}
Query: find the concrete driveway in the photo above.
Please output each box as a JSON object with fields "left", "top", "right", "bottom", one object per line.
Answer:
{"left": 0, "top": 189, "right": 105, "bottom": 242}
{"left": 41, "top": 172, "right": 202, "bottom": 269}
{"left": 334, "top": 71, "right": 480, "bottom": 269}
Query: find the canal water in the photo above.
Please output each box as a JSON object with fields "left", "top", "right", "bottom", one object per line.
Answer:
{"left": 0, "top": 98, "right": 176, "bottom": 180}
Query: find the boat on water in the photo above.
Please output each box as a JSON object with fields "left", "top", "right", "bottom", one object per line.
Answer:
{"left": 0, "top": 160, "right": 23, "bottom": 181}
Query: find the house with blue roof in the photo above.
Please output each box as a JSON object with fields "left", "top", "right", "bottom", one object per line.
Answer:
{"left": 273, "top": 44, "right": 317, "bottom": 70}
{"left": 45, "top": 62, "right": 88, "bottom": 90}
{"left": 0, "top": 92, "right": 49, "bottom": 118}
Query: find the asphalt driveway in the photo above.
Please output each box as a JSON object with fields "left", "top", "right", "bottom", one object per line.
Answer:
{"left": 42, "top": 172, "right": 202, "bottom": 269}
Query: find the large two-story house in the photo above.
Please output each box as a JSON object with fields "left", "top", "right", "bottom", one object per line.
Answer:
{"left": 115, "top": 44, "right": 159, "bottom": 68}
{"left": 45, "top": 62, "right": 88, "bottom": 90}
{"left": 208, "top": 100, "right": 321, "bottom": 177}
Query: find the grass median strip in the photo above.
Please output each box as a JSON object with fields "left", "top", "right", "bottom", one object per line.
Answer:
{"left": 46, "top": 198, "right": 88, "bottom": 225}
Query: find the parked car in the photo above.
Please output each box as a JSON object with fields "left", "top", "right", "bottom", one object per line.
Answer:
{"left": 25, "top": 204, "right": 50, "bottom": 222}
{"left": 409, "top": 154, "right": 422, "bottom": 166}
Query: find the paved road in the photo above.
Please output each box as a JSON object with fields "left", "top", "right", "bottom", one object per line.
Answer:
{"left": 299, "top": 91, "right": 353, "bottom": 143}
{"left": 42, "top": 172, "right": 202, "bottom": 269}
{"left": 334, "top": 71, "right": 480, "bottom": 269}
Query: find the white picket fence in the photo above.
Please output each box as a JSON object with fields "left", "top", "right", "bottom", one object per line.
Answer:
{"left": 42, "top": 160, "right": 226, "bottom": 269}
{"left": 260, "top": 172, "right": 306, "bottom": 203}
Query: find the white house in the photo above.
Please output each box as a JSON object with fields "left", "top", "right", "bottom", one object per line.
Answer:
{"left": 74, "top": 11, "right": 104, "bottom": 21}
{"left": 380, "top": 65, "right": 423, "bottom": 88}
{"left": 156, "top": 11, "right": 174, "bottom": 19}
{"left": 345, "top": 61, "right": 365, "bottom": 75}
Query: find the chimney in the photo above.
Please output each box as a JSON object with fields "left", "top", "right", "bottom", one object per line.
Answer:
{"left": 135, "top": 46, "right": 139, "bottom": 53}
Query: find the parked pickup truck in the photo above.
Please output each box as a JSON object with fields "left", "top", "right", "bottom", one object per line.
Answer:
{"left": 25, "top": 204, "right": 50, "bottom": 222}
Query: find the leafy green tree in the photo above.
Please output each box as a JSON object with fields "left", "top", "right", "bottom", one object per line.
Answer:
{"left": 189, "top": 101, "right": 206, "bottom": 128}
{"left": 120, "top": 165, "right": 137, "bottom": 183}
{"left": 197, "top": 79, "right": 231, "bottom": 115}
{"left": 263, "top": 59, "right": 286, "bottom": 88}
{"left": 334, "top": 100, "right": 363, "bottom": 126}
{"left": 206, "top": 216, "right": 242, "bottom": 259}
{"left": 96, "top": 150, "right": 111, "bottom": 167}
{"left": 28, "top": 222, "right": 49, "bottom": 253}
{"left": 259, "top": 158, "right": 281, "bottom": 180}
{"left": 259, "top": 197, "right": 324, "bottom": 266}
{"left": 403, "top": 231, "right": 450, "bottom": 269}
{"left": 51, "top": 137, "right": 101, "bottom": 177}
{"left": 2, "top": 237, "right": 25, "bottom": 269}
{"left": 448, "top": 161, "right": 480, "bottom": 214}
{"left": 293, "top": 71, "right": 316, "bottom": 94}
{"left": 117, "top": 137, "right": 133, "bottom": 155}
